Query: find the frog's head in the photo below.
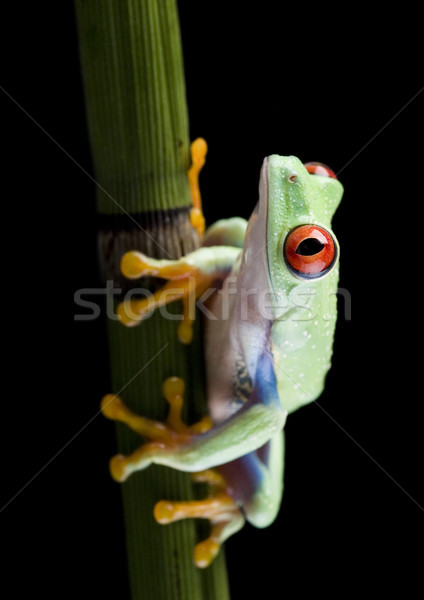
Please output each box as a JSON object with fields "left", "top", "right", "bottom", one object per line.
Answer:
{"left": 259, "top": 155, "right": 343, "bottom": 299}
{"left": 254, "top": 155, "right": 344, "bottom": 411}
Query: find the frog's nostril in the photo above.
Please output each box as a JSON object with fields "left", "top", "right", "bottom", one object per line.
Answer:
{"left": 288, "top": 174, "right": 297, "bottom": 183}
{"left": 296, "top": 238, "right": 324, "bottom": 256}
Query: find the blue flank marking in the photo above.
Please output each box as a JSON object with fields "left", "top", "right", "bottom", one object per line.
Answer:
{"left": 252, "top": 352, "right": 280, "bottom": 407}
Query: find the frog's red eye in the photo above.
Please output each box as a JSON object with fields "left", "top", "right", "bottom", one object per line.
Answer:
{"left": 284, "top": 225, "right": 337, "bottom": 278}
{"left": 304, "top": 162, "right": 337, "bottom": 179}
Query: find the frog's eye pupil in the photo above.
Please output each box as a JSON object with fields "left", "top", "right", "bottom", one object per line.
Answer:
{"left": 296, "top": 238, "right": 324, "bottom": 256}
{"left": 284, "top": 225, "right": 337, "bottom": 278}
{"left": 304, "top": 161, "right": 337, "bottom": 179}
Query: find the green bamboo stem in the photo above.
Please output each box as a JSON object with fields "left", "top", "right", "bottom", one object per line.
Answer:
{"left": 74, "top": 1, "right": 230, "bottom": 598}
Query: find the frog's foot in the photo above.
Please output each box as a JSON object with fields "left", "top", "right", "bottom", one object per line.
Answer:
{"left": 100, "top": 377, "right": 213, "bottom": 482}
{"left": 117, "top": 246, "right": 217, "bottom": 343}
{"left": 155, "top": 469, "right": 245, "bottom": 568}
{"left": 188, "top": 137, "right": 207, "bottom": 237}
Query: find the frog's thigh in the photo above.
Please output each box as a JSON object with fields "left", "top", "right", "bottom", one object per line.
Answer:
{"left": 243, "top": 431, "right": 285, "bottom": 528}
{"left": 202, "top": 217, "right": 248, "bottom": 248}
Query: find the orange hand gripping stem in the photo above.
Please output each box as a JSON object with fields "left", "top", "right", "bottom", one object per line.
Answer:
{"left": 188, "top": 137, "right": 207, "bottom": 237}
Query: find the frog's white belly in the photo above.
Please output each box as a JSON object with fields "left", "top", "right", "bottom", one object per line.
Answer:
{"left": 204, "top": 279, "right": 271, "bottom": 425}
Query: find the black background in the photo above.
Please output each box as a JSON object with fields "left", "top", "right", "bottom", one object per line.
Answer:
{"left": 1, "top": 2, "right": 423, "bottom": 599}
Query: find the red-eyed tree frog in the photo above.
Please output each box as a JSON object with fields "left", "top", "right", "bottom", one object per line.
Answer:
{"left": 101, "top": 140, "right": 343, "bottom": 568}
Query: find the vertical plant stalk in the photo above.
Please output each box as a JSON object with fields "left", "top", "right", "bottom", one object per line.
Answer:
{"left": 74, "top": 1, "right": 230, "bottom": 599}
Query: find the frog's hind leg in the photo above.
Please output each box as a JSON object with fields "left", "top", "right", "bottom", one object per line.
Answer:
{"left": 101, "top": 378, "right": 244, "bottom": 568}
{"left": 218, "top": 432, "right": 285, "bottom": 529}
{"left": 154, "top": 469, "right": 245, "bottom": 568}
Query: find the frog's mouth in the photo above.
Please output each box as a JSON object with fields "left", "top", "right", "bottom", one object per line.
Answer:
{"left": 259, "top": 157, "right": 272, "bottom": 284}
{"left": 260, "top": 156, "right": 269, "bottom": 197}
{"left": 258, "top": 156, "right": 269, "bottom": 222}
{"left": 236, "top": 155, "right": 270, "bottom": 293}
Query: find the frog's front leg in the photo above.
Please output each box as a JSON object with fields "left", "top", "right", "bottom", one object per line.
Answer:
{"left": 117, "top": 244, "right": 241, "bottom": 344}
